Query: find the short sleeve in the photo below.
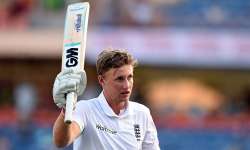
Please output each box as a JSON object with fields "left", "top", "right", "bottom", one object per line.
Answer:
{"left": 142, "top": 109, "right": 160, "bottom": 150}
{"left": 72, "top": 101, "right": 88, "bottom": 133}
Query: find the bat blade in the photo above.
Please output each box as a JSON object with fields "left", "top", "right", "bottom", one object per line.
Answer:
{"left": 62, "top": 2, "right": 89, "bottom": 124}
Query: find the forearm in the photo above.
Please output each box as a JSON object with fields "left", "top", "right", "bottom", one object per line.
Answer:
{"left": 53, "top": 110, "right": 74, "bottom": 148}
{"left": 52, "top": 69, "right": 86, "bottom": 147}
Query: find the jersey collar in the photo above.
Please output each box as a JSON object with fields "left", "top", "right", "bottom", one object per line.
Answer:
{"left": 98, "top": 92, "right": 133, "bottom": 118}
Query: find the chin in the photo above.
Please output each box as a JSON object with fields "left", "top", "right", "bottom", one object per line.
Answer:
{"left": 119, "top": 97, "right": 129, "bottom": 102}
{"left": 118, "top": 93, "right": 131, "bottom": 102}
{"left": 121, "top": 96, "right": 130, "bottom": 102}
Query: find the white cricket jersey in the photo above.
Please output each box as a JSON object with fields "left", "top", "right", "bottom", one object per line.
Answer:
{"left": 72, "top": 92, "right": 160, "bottom": 150}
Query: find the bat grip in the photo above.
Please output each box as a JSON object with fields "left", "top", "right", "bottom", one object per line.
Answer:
{"left": 64, "top": 92, "right": 77, "bottom": 124}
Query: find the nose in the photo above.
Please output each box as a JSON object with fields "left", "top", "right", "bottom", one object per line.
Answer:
{"left": 122, "top": 79, "right": 130, "bottom": 89}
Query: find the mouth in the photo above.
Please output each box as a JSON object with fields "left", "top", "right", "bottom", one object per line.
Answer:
{"left": 121, "top": 91, "right": 130, "bottom": 96}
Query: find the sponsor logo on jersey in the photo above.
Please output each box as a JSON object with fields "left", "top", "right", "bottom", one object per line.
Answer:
{"left": 96, "top": 123, "right": 117, "bottom": 135}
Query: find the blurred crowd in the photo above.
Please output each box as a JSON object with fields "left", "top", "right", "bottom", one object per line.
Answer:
{"left": 0, "top": 0, "right": 250, "bottom": 29}
{"left": 1, "top": 0, "right": 250, "bottom": 149}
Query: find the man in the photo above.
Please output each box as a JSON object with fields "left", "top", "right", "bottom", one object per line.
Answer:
{"left": 52, "top": 49, "right": 160, "bottom": 150}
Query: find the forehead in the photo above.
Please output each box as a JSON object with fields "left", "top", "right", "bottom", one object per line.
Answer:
{"left": 104, "top": 65, "right": 134, "bottom": 77}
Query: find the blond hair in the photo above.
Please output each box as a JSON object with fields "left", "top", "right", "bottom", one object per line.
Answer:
{"left": 96, "top": 49, "right": 138, "bottom": 75}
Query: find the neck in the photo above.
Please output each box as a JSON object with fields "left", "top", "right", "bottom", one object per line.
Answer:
{"left": 109, "top": 101, "right": 127, "bottom": 115}
{"left": 103, "top": 92, "right": 127, "bottom": 115}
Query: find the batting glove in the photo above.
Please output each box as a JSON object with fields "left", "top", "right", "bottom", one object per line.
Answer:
{"left": 53, "top": 69, "right": 87, "bottom": 108}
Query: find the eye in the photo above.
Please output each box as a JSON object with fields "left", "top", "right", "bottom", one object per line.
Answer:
{"left": 116, "top": 76, "right": 124, "bottom": 81}
{"left": 128, "top": 74, "right": 133, "bottom": 80}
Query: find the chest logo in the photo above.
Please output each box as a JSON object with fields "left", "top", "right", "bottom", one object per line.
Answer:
{"left": 96, "top": 123, "right": 117, "bottom": 135}
{"left": 134, "top": 124, "right": 141, "bottom": 141}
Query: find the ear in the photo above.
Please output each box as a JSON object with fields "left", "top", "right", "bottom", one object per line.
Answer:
{"left": 98, "top": 75, "right": 105, "bottom": 87}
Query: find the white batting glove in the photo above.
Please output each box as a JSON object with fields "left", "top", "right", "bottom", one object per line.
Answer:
{"left": 53, "top": 69, "right": 87, "bottom": 108}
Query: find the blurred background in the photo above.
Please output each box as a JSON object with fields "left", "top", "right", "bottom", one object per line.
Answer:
{"left": 0, "top": 0, "right": 250, "bottom": 149}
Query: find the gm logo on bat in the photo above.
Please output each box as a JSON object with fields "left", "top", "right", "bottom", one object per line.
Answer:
{"left": 66, "top": 48, "right": 78, "bottom": 67}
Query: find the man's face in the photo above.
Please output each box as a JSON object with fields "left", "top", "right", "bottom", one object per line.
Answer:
{"left": 98, "top": 65, "right": 134, "bottom": 103}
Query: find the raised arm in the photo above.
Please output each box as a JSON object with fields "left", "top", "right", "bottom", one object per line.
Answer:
{"left": 53, "top": 109, "right": 82, "bottom": 147}
{"left": 52, "top": 70, "right": 87, "bottom": 148}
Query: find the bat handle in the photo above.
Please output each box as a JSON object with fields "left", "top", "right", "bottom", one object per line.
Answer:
{"left": 64, "top": 92, "right": 77, "bottom": 124}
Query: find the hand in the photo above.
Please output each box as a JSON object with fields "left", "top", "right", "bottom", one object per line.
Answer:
{"left": 53, "top": 69, "right": 87, "bottom": 108}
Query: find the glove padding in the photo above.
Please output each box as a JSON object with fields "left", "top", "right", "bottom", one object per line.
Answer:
{"left": 53, "top": 69, "right": 87, "bottom": 108}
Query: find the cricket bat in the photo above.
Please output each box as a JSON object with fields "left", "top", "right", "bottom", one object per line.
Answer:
{"left": 62, "top": 2, "right": 89, "bottom": 124}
